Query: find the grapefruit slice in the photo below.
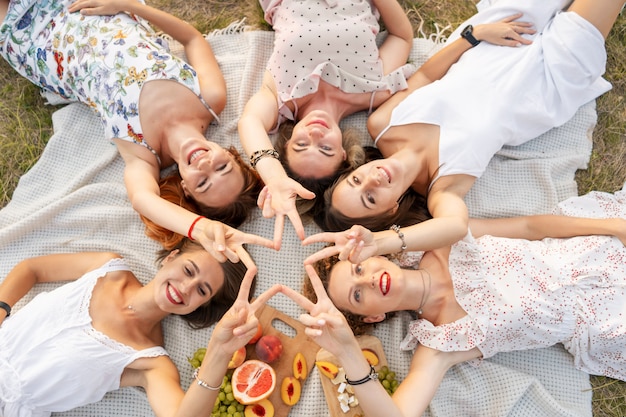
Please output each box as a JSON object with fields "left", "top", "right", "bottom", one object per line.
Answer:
{"left": 232, "top": 359, "right": 277, "bottom": 405}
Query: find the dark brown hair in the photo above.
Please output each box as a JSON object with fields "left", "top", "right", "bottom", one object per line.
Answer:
{"left": 301, "top": 253, "right": 394, "bottom": 336}
{"left": 143, "top": 147, "right": 263, "bottom": 250}
{"left": 157, "top": 238, "right": 255, "bottom": 329}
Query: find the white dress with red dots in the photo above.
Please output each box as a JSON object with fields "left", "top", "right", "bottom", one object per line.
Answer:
{"left": 400, "top": 186, "right": 626, "bottom": 381}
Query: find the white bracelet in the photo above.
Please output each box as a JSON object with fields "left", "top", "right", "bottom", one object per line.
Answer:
{"left": 390, "top": 224, "right": 407, "bottom": 252}
{"left": 193, "top": 368, "right": 221, "bottom": 391}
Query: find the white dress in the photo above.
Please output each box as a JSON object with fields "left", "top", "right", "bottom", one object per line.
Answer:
{"left": 0, "top": 258, "right": 168, "bottom": 417}
{"left": 400, "top": 185, "right": 626, "bottom": 381}
{"left": 374, "top": 0, "right": 611, "bottom": 181}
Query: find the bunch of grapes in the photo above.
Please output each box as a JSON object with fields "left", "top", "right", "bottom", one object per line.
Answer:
{"left": 377, "top": 365, "right": 400, "bottom": 395}
{"left": 188, "top": 347, "right": 245, "bottom": 417}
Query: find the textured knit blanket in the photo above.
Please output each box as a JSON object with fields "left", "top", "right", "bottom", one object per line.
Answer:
{"left": 0, "top": 25, "right": 600, "bottom": 417}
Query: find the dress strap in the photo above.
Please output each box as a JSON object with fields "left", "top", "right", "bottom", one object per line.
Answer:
{"left": 368, "top": 91, "right": 377, "bottom": 115}
{"left": 373, "top": 123, "right": 391, "bottom": 146}
{"left": 198, "top": 96, "right": 221, "bottom": 125}
{"left": 99, "top": 258, "right": 133, "bottom": 274}
{"left": 141, "top": 141, "right": 162, "bottom": 166}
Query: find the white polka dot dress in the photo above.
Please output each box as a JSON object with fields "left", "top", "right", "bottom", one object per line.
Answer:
{"left": 260, "top": 0, "right": 413, "bottom": 124}
{"left": 400, "top": 187, "right": 626, "bottom": 381}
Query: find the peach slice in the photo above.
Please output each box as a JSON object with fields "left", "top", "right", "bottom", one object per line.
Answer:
{"left": 280, "top": 376, "right": 301, "bottom": 406}
{"left": 248, "top": 322, "right": 263, "bottom": 345}
{"left": 292, "top": 352, "right": 308, "bottom": 380}
{"left": 315, "top": 361, "right": 339, "bottom": 379}
{"left": 361, "top": 348, "right": 379, "bottom": 366}
{"left": 244, "top": 399, "right": 274, "bottom": 417}
{"left": 228, "top": 346, "right": 246, "bottom": 369}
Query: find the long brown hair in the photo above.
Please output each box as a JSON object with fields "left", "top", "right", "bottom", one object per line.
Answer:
{"left": 143, "top": 147, "right": 263, "bottom": 250}
{"left": 313, "top": 148, "right": 432, "bottom": 232}
{"left": 303, "top": 254, "right": 395, "bottom": 336}
{"left": 157, "top": 239, "right": 255, "bottom": 329}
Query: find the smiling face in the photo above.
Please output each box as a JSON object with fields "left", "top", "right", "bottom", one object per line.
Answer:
{"left": 153, "top": 248, "right": 225, "bottom": 315}
{"left": 327, "top": 256, "right": 405, "bottom": 318}
{"left": 177, "top": 139, "right": 245, "bottom": 208}
{"left": 331, "top": 158, "right": 406, "bottom": 219}
{"left": 285, "top": 111, "right": 346, "bottom": 179}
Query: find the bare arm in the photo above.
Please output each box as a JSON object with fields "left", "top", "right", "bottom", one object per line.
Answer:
{"left": 238, "top": 71, "right": 315, "bottom": 246}
{"left": 0, "top": 252, "right": 119, "bottom": 323}
{"left": 282, "top": 265, "right": 479, "bottom": 417}
{"left": 303, "top": 177, "right": 472, "bottom": 264}
{"left": 372, "top": 0, "right": 413, "bottom": 74}
{"left": 115, "top": 140, "right": 273, "bottom": 265}
{"left": 469, "top": 215, "right": 626, "bottom": 245}
{"left": 141, "top": 268, "right": 282, "bottom": 417}
{"left": 369, "top": 14, "right": 535, "bottom": 139}
{"left": 69, "top": 0, "right": 226, "bottom": 113}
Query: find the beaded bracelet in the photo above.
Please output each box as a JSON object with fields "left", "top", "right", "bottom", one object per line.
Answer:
{"left": 193, "top": 368, "right": 221, "bottom": 391}
{"left": 345, "top": 365, "right": 378, "bottom": 386}
{"left": 0, "top": 301, "right": 11, "bottom": 317}
{"left": 187, "top": 215, "right": 206, "bottom": 241}
{"left": 249, "top": 149, "right": 280, "bottom": 168}
{"left": 390, "top": 224, "right": 407, "bottom": 252}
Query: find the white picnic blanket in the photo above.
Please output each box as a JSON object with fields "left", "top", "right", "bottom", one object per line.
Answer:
{"left": 0, "top": 25, "right": 599, "bottom": 417}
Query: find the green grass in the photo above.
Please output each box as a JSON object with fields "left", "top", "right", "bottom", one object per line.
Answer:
{"left": 0, "top": 1, "right": 625, "bottom": 414}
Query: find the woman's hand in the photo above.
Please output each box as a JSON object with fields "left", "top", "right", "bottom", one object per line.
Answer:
{"left": 193, "top": 218, "right": 275, "bottom": 270}
{"left": 68, "top": 0, "right": 130, "bottom": 15}
{"left": 209, "top": 266, "right": 281, "bottom": 356}
{"left": 302, "top": 225, "right": 378, "bottom": 265}
{"left": 280, "top": 265, "right": 360, "bottom": 356}
{"left": 257, "top": 182, "right": 315, "bottom": 249}
{"left": 473, "top": 13, "right": 536, "bottom": 47}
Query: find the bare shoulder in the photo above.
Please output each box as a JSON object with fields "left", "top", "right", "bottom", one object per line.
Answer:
{"left": 121, "top": 354, "right": 178, "bottom": 388}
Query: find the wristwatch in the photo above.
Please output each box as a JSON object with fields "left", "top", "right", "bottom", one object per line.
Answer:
{"left": 461, "top": 25, "right": 481, "bottom": 47}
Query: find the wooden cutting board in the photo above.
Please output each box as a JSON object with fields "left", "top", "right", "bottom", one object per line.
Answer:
{"left": 243, "top": 304, "right": 320, "bottom": 416}
{"left": 315, "top": 335, "right": 388, "bottom": 417}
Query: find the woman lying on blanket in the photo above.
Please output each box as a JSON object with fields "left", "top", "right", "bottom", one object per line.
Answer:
{"left": 0, "top": 0, "right": 271, "bottom": 262}
{"left": 0, "top": 238, "right": 280, "bottom": 417}
{"left": 315, "top": 0, "right": 623, "bottom": 250}
{"left": 237, "top": 0, "right": 414, "bottom": 248}
{"left": 281, "top": 202, "right": 626, "bottom": 417}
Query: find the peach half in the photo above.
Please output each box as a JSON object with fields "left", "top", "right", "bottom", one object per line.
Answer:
{"left": 315, "top": 361, "right": 339, "bottom": 379}
{"left": 361, "top": 348, "right": 379, "bottom": 366}
{"left": 244, "top": 399, "right": 274, "bottom": 417}
{"left": 292, "top": 352, "right": 308, "bottom": 380}
{"left": 280, "top": 376, "right": 301, "bottom": 406}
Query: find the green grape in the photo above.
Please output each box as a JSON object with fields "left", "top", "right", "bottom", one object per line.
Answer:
{"left": 227, "top": 405, "right": 237, "bottom": 414}
{"left": 224, "top": 383, "right": 232, "bottom": 393}
{"left": 236, "top": 404, "right": 244, "bottom": 412}
{"left": 219, "top": 405, "right": 227, "bottom": 413}
{"left": 226, "top": 392, "right": 235, "bottom": 402}
{"left": 376, "top": 365, "right": 402, "bottom": 397}
{"left": 233, "top": 412, "right": 242, "bottom": 417}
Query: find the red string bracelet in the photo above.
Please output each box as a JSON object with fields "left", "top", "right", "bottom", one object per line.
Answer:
{"left": 187, "top": 215, "right": 206, "bottom": 241}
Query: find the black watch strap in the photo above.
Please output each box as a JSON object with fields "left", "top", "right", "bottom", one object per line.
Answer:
{"left": 461, "top": 24, "right": 481, "bottom": 47}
